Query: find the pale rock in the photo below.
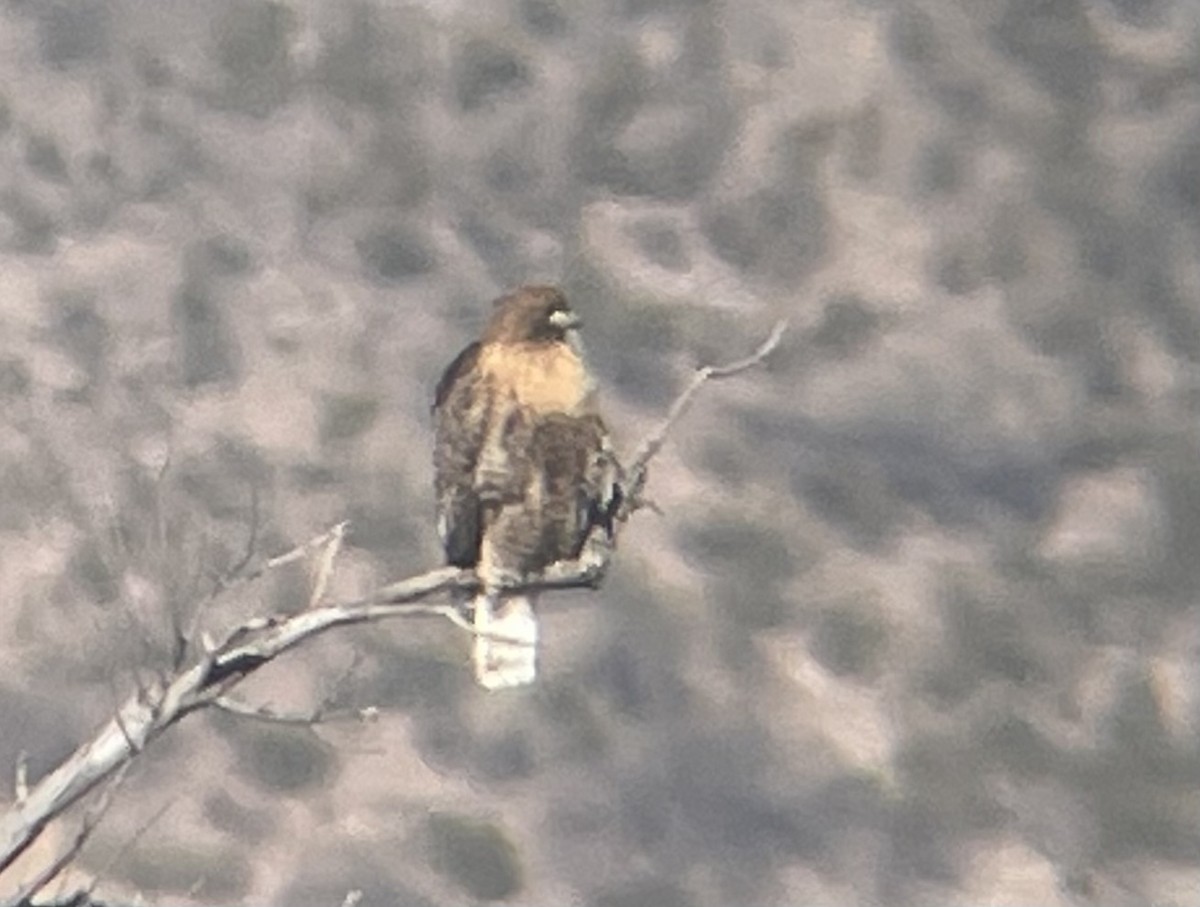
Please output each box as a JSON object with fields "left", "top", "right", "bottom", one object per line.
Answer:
{"left": 1040, "top": 468, "right": 1165, "bottom": 569}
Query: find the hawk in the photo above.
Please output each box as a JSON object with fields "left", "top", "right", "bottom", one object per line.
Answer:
{"left": 433, "top": 286, "right": 619, "bottom": 689}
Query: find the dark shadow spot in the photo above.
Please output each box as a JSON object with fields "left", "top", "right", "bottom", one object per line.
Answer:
{"left": 809, "top": 603, "right": 888, "bottom": 677}
{"left": 427, "top": 813, "right": 524, "bottom": 901}
{"left": 172, "top": 278, "right": 241, "bottom": 387}
{"left": 455, "top": 39, "right": 531, "bottom": 111}
{"left": 356, "top": 224, "right": 436, "bottom": 281}
{"left": 320, "top": 392, "right": 381, "bottom": 444}
{"left": 809, "top": 295, "right": 880, "bottom": 357}
{"left": 26, "top": 134, "right": 69, "bottom": 183}
{"left": 37, "top": 1, "right": 109, "bottom": 68}
{"left": 229, "top": 724, "right": 338, "bottom": 794}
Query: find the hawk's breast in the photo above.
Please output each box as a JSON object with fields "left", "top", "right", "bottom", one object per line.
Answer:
{"left": 477, "top": 341, "right": 595, "bottom": 415}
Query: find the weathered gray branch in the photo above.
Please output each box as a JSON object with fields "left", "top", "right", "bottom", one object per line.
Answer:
{"left": 0, "top": 320, "right": 785, "bottom": 899}
{"left": 9, "top": 764, "right": 130, "bottom": 907}
{"left": 621, "top": 319, "right": 787, "bottom": 513}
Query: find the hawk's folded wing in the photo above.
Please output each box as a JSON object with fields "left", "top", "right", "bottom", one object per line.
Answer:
{"left": 432, "top": 341, "right": 486, "bottom": 568}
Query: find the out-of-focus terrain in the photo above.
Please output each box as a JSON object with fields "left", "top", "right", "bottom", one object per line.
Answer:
{"left": 0, "top": 1, "right": 1198, "bottom": 904}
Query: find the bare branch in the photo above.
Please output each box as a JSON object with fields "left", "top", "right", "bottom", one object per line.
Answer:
{"left": 213, "top": 520, "right": 350, "bottom": 600}
{"left": 0, "top": 570, "right": 478, "bottom": 879}
{"left": 5, "top": 763, "right": 130, "bottom": 907}
{"left": 308, "top": 521, "right": 348, "bottom": 609}
{"left": 211, "top": 696, "right": 376, "bottom": 727}
{"left": 622, "top": 319, "right": 787, "bottom": 511}
{"left": 13, "top": 756, "right": 27, "bottom": 808}
{"left": 212, "top": 646, "right": 373, "bottom": 728}
{"left": 0, "top": 321, "right": 785, "bottom": 885}
{"left": 0, "top": 682, "right": 164, "bottom": 879}
{"left": 227, "top": 482, "right": 262, "bottom": 582}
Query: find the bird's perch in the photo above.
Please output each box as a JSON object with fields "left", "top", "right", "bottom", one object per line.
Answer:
{"left": 0, "top": 320, "right": 786, "bottom": 903}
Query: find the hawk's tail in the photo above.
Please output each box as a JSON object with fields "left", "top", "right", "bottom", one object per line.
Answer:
{"left": 472, "top": 593, "right": 538, "bottom": 690}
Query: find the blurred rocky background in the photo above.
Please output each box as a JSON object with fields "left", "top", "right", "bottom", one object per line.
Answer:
{"left": 0, "top": 0, "right": 1198, "bottom": 904}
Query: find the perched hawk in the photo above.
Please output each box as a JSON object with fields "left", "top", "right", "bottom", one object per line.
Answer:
{"left": 433, "top": 286, "right": 619, "bottom": 689}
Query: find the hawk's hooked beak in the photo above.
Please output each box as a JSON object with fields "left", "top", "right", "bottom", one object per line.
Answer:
{"left": 549, "top": 309, "right": 582, "bottom": 331}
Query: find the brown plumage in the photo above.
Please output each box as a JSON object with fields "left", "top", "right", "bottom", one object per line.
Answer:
{"left": 433, "top": 286, "right": 618, "bottom": 689}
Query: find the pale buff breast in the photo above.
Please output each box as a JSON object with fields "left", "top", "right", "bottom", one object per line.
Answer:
{"left": 477, "top": 341, "right": 596, "bottom": 415}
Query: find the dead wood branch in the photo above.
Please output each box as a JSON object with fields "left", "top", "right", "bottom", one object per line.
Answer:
{"left": 0, "top": 321, "right": 785, "bottom": 896}
{"left": 621, "top": 319, "right": 787, "bottom": 514}
{"left": 6, "top": 764, "right": 130, "bottom": 907}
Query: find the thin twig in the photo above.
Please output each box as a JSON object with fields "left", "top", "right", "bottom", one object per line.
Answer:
{"left": 82, "top": 799, "right": 175, "bottom": 902}
{"left": 227, "top": 483, "right": 262, "bottom": 583}
{"left": 622, "top": 319, "right": 786, "bottom": 508}
{"left": 308, "top": 521, "right": 348, "bottom": 609}
{"left": 212, "top": 648, "right": 372, "bottom": 728}
{"left": 174, "top": 483, "right": 265, "bottom": 669}
{"left": 13, "top": 755, "right": 27, "bottom": 807}
{"left": 211, "top": 697, "right": 374, "bottom": 727}
{"left": 214, "top": 521, "right": 350, "bottom": 600}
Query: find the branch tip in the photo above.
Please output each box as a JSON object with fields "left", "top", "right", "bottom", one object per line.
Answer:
{"left": 14, "top": 752, "right": 28, "bottom": 806}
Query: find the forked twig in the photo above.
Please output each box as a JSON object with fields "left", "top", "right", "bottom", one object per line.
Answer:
{"left": 622, "top": 320, "right": 787, "bottom": 510}
{"left": 308, "top": 521, "right": 348, "bottom": 609}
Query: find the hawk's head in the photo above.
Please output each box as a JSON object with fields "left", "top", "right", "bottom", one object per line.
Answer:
{"left": 484, "top": 285, "right": 581, "bottom": 345}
